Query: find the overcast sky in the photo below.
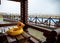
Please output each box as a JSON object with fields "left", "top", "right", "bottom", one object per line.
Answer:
{"left": 0, "top": 0, "right": 20, "bottom": 14}
{"left": 0, "top": 0, "right": 60, "bottom": 16}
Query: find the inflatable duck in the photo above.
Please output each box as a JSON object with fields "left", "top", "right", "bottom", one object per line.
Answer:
{"left": 6, "top": 22, "right": 25, "bottom": 36}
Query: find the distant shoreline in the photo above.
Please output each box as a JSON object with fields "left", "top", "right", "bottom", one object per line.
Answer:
{"left": 28, "top": 15, "right": 60, "bottom": 18}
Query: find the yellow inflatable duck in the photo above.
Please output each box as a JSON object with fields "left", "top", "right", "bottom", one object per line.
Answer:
{"left": 6, "top": 22, "right": 25, "bottom": 36}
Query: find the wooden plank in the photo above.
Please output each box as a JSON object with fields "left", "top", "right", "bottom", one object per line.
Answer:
{"left": 6, "top": 35, "right": 16, "bottom": 43}
{"left": 6, "top": 34, "right": 25, "bottom": 43}
{"left": 22, "top": 32, "right": 30, "bottom": 38}
{"left": 16, "top": 35, "right": 24, "bottom": 40}
{"left": 0, "top": 22, "right": 17, "bottom": 27}
{"left": 30, "top": 37, "right": 40, "bottom": 43}
{"left": 4, "top": 31, "right": 30, "bottom": 43}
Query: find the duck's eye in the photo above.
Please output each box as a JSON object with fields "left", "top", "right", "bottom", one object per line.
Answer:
{"left": 19, "top": 24, "right": 21, "bottom": 26}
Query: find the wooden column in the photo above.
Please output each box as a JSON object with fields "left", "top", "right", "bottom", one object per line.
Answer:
{"left": 21, "top": 0, "right": 28, "bottom": 31}
{"left": 21, "top": 0, "right": 28, "bottom": 24}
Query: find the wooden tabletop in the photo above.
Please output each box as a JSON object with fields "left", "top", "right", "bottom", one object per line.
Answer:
{"left": 0, "top": 25, "right": 30, "bottom": 43}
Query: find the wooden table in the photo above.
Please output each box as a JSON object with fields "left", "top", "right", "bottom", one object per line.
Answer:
{"left": 5, "top": 32, "right": 30, "bottom": 43}
{"left": 0, "top": 26, "right": 30, "bottom": 43}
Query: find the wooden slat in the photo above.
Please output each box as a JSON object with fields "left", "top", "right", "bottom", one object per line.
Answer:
{"left": 16, "top": 35, "right": 24, "bottom": 40}
{"left": 30, "top": 37, "right": 40, "bottom": 43}
{"left": 6, "top": 35, "right": 16, "bottom": 43}
{"left": 0, "top": 22, "right": 17, "bottom": 27}
{"left": 6, "top": 33, "right": 30, "bottom": 43}
{"left": 30, "top": 35, "right": 41, "bottom": 43}
{"left": 22, "top": 32, "right": 30, "bottom": 38}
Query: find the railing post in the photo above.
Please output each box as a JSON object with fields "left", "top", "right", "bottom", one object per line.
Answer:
{"left": 42, "top": 18, "right": 43, "bottom": 23}
{"left": 35, "top": 16, "right": 38, "bottom": 25}
{"left": 48, "top": 17, "right": 51, "bottom": 26}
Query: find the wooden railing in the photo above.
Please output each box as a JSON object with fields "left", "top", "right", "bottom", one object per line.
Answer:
{"left": 0, "top": 22, "right": 17, "bottom": 27}
{"left": 26, "top": 24, "right": 60, "bottom": 43}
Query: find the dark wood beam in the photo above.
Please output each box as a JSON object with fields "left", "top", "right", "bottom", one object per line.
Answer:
{"left": 0, "top": 22, "right": 17, "bottom": 27}
{"left": 21, "top": 0, "right": 28, "bottom": 31}
{"left": 21, "top": 0, "right": 28, "bottom": 23}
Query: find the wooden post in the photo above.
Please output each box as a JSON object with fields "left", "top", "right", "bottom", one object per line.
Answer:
{"left": 21, "top": 0, "right": 28, "bottom": 24}
{"left": 21, "top": 0, "right": 28, "bottom": 31}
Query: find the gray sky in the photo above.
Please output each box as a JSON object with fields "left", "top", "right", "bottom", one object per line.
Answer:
{"left": 28, "top": 0, "right": 60, "bottom": 16}
{"left": 0, "top": 0, "right": 60, "bottom": 16}
{"left": 0, "top": 0, "right": 20, "bottom": 14}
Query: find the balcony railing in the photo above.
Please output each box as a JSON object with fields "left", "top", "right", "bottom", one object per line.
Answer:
{"left": 28, "top": 16, "right": 60, "bottom": 29}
